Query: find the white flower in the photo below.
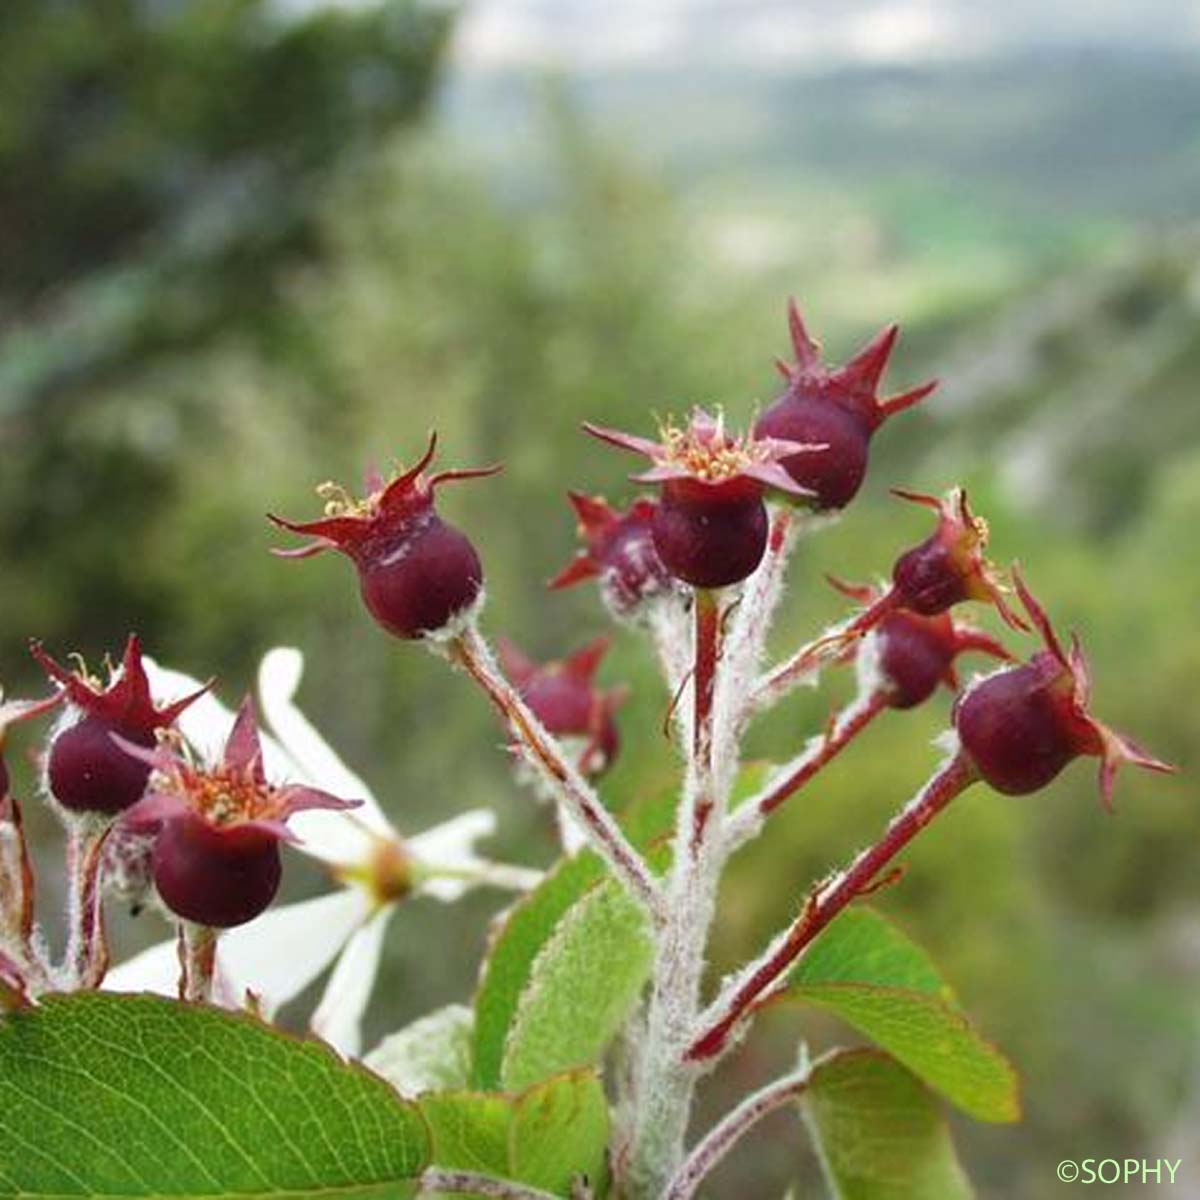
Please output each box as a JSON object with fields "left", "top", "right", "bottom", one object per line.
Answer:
{"left": 105, "top": 647, "right": 541, "bottom": 1057}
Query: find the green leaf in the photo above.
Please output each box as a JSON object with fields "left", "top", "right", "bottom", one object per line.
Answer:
{"left": 501, "top": 877, "right": 653, "bottom": 1090}
{"left": 0, "top": 992, "right": 430, "bottom": 1198}
{"left": 791, "top": 909, "right": 952, "bottom": 1001}
{"left": 364, "top": 1004, "right": 474, "bottom": 1097}
{"left": 473, "top": 852, "right": 609, "bottom": 1089}
{"left": 472, "top": 785, "right": 676, "bottom": 1091}
{"left": 803, "top": 1049, "right": 974, "bottom": 1200}
{"left": 784, "top": 909, "right": 1019, "bottom": 1123}
{"left": 420, "top": 1069, "right": 609, "bottom": 1198}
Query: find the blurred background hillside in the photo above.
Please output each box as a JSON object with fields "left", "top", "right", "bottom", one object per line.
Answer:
{"left": 0, "top": 2, "right": 1196, "bottom": 1196}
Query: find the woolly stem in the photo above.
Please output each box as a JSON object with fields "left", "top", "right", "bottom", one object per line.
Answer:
{"left": 663, "top": 1062, "right": 813, "bottom": 1200}
{"left": 178, "top": 922, "right": 218, "bottom": 1003}
{"left": 725, "top": 688, "right": 889, "bottom": 850}
{"left": 753, "top": 588, "right": 899, "bottom": 712}
{"left": 687, "top": 752, "right": 978, "bottom": 1062}
{"left": 63, "top": 816, "right": 111, "bottom": 988}
{"left": 622, "top": 589, "right": 731, "bottom": 1197}
{"left": 447, "top": 625, "right": 663, "bottom": 921}
{"left": 688, "top": 589, "right": 720, "bottom": 855}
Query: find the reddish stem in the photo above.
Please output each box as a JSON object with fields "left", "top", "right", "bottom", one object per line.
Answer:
{"left": 755, "top": 587, "right": 900, "bottom": 708}
{"left": 759, "top": 690, "right": 889, "bottom": 820}
{"left": 64, "top": 821, "right": 112, "bottom": 989}
{"left": 449, "top": 626, "right": 662, "bottom": 918}
{"left": 687, "top": 753, "right": 977, "bottom": 1062}
{"left": 689, "top": 589, "right": 721, "bottom": 854}
{"left": 1, "top": 792, "right": 36, "bottom": 948}
{"left": 178, "top": 923, "right": 218, "bottom": 1003}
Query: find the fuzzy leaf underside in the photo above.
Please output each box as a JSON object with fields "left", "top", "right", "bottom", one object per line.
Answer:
{"left": 364, "top": 1004, "right": 474, "bottom": 1097}
{"left": 419, "top": 1069, "right": 609, "bottom": 1199}
{"left": 784, "top": 909, "right": 1019, "bottom": 1123}
{"left": 803, "top": 1049, "right": 974, "bottom": 1200}
{"left": 500, "top": 878, "right": 653, "bottom": 1091}
{"left": 0, "top": 992, "right": 429, "bottom": 1197}
{"left": 471, "top": 779, "right": 680, "bottom": 1091}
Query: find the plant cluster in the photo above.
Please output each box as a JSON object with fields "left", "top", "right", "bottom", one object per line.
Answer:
{"left": 0, "top": 301, "right": 1173, "bottom": 1199}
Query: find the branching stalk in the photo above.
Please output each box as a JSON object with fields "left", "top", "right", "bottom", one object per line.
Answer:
{"left": 447, "top": 624, "right": 663, "bottom": 921}
{"left": 688, "top": 751, "right": 978, "bottom": 1062}
{"left": 752, "top": 589, "right": 897, "bottom": 713}
{"left": 724, "top": 688, "right": 889, "bottom": 850}
{"left": 663, "top": 1062, "right": 813, "bottom": 1200}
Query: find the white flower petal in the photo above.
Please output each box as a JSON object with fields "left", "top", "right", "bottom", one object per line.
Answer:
{"left": 103, "top": 937, "right": 178, "bottom": 997}
{"left": 104, "top": 888, "right": 373, "bottom": 1017}
{"left": 142, "top": 656, "right": 298, "bottom": 783}
{"left": 217, "top": 887, "right": 373, "bottom": 1016}
{"left": 310, "top": 906, "right": 393, "bottom": 1058}
{"left": 407, "top": 808, "right": 496, "bottom": 864}
{"left": 257, "top": 648, "right": 389, "bottom": 831}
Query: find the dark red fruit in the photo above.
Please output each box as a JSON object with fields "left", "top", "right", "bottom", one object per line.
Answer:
{"left": 152, "top": 813, "right": 282, "bottom": 928}
{"left": 875, "top": 609, "right": 1010, "bottom": 710}
{"left": 270, "top": 433, "right": 499, "bottom": 640}
{"left": 888, "top": 488, "right": 1026, "bottom": 629}
{"left": 654, "top": 481, "right": 768, "bottom": 589}
{"left": 754, "top": 300, "right": 936, "bottom": 510}
{"left": 954, "top": 570, "right": 1174, "bottom": 808}
{"left": 584, "top": 408, "right": 817, "bottom": 589}
{"left": 550, "top": 493, "right": 673, "bottom": 618}
{"left": 31, "top": 636, "right": 206, "bottom": 817}
{"left": 120, "top": 698, "right": 358, "bottom": 928}
{"left": 498, "top": 636, "right": 627, "bottom": 777}
{"left": 359, "top": 516, "right": 483, "bottom": 640}
{"left": 48, "top": 718, "right": 156, "bottom": 816}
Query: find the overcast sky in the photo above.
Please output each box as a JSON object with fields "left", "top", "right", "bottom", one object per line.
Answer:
{"left": 450, "top": 0, "right": 1200, "bottom": 69}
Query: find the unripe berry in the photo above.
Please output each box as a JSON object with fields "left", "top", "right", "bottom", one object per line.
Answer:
{"left": 550, "top": 493, "right": 675, "bottom": 619}
{"left": 498, "top": 636, "right": 627, "bottom": 777}
{"left": 754, "top": 300, "right": 936, "bottom": 510}
{"left": 876, "top": 609, "right": 1010, "bottom": 710}
{"left": 953, "top": 570, "right": 1174, "bottom": 808}
{"left": 829, "top": 577, "right": 1011, "bottom": 709}
{"left": 887, "top": 488, "right": 1026, "bottom": 629}
{"left": 584, "top": 408, "right": 819, "bottom": 589}
{"left": 270, "top": 433, "right": 499, "bottom": 640}
{"left": 119, "top": 698, "right": 358, "bottom": 928}
{"left": 30, "top": 636, "right": 206, "bottom": 817}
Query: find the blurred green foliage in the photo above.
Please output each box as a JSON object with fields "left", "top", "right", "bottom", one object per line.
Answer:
{"left": 0, "top": 10, "right": 1197, "bottom": 1198}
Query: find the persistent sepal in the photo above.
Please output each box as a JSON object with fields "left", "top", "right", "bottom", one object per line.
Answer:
{"left": 584, "top": 407, "right": 821, "bottom": 587}
{"left": 30, "top": 635, "right": 208, "bottom": 816}
{"left": 270, "top": 432, "right": 500, "bottom": 640}
{"left": 954, "top": 569, "right": 1175, "bottom": 809}
{"left": 120, "top": 698, "right": 360, "bottom": 927}
{"left": 755, "top": 300, "right": 936, "bottom": 509}
{"left": 498, "top": 636, "right": 628, "bottom": 777}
